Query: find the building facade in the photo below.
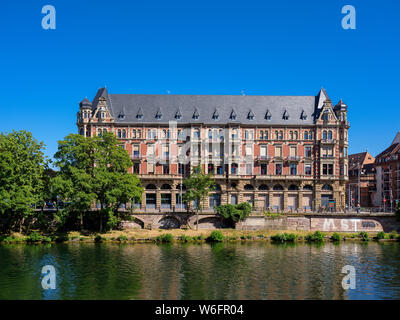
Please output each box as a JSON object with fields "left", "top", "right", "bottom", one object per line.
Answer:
{"left": 373, "top": 132, "right": 400, "bottom": 210}
{"left": 77, "top": 87, "right": 349, "bottom": 213}
{"left": 346, "top": 151, "right": 376, "bottom": 208}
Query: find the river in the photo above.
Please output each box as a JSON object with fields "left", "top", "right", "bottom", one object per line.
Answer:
{"left": 1, "top": 242, "right": 399, "bottom": 299}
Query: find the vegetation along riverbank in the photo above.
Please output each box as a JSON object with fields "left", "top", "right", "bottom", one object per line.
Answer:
{"left": 1, "top": 229, "right": 400, "bottom": 244}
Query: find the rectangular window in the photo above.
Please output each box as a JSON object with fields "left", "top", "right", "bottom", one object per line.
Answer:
{"left": 133, "top": 163, "right": 140, "bottom": 174}
{"left": 261, "top": 163, "right": 267, "bottom": 175}
{"left": 276, "top": 163, "right": 282, "bottom": 175}
{"left": 246, "top": 164, "right": 252, "bottom": 175}
{"left": 290, "top": 146, "right": 297, "bottom": 157}
{"left": 260, "top": 145, "right": 267, "bottom": 156}
{"left": 208, "top": 163, "right": 214, "bottom": 174}
{"left": 305, "top": 164, "right": 312, "bottom": 175}
{"left": 305, "top": 146, "right": 312, "bottom": 158}
{"left": 245, "top": 145, "right": 252, "bottom": 156}
{"left": 217, "top": 166, "right": 223, "bottom": 175}
{"left": 323, "top": 164, "right": 334, "bottom": 175}
{"left": 133, "top": 144, "right": 140, "bottom": 158}
{"left": 178, "top": 163, "right": 185, "bottom": 175}
{"left": 275, "top": 146, "right": 282, "bottom": 157}
{"left": 163, "top": 164, "right": 169, "bottom": 174}
{"left": 290, "top": 163, "right": 297, "bottom": 175}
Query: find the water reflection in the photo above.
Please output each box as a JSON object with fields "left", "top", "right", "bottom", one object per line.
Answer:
{"left": 0, "top": 242, "right": 399, "bottom": 300}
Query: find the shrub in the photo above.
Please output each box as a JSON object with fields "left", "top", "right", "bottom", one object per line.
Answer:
{"left": 207, "top": 230, "right": 224, "bottom": 242}
{"left": 94, "top": 235, "right": 103, "bottom": 243}
{"left": 42, "top": 236, "right": 52, "bottom": 243}
{"left": 55, "top": 234, "right": 69, "bottom": 243}
{"left": 305, "top": 231, "right": 324, "bottom": 242}
{"left": 331, "top": 233, "right": 341, "bottom": 242}
{"left": 117, "top": 235, "right": 128, "bottom": 241}
{"left": 359, "top": 232, "right": 369, "bottom": 242}
{"left": 389, "top": 231, "right": 398, "bottom": 239}
{"left": 375, "top": 231, "right": 386, "bottom": 240}
{"left": 193, "top": 235, "right": 203, "bottom": 241}
{"left": 216, "top": 202, "right": 251, "bottom": 227}
{"left": 180, "top": 235, "right": 192, "bottom": 242}
{"left": 271, "top": 233, "right": 297, "bottom": 243}
{"left": 156, "top": 233, "right": 174, "bottom": 243}
{"left": 25, "top": 232, "right": 43, "bottom": 243}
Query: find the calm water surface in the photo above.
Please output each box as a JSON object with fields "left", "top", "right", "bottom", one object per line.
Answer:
{"left": 0, "top": 242, "right": 400, "bottom": 300}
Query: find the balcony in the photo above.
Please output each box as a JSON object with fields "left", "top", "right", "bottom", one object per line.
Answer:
{"left": 255, "top": 174, "right": 313, "bottom": 180}
{"left": 286, "top": 156, "right": 301, "bottom": 162}
{"left": 320, "top": 139, "right": 336, "bottom": 144}
{"left": 131, "top": 153, "right": 142, "bottom": 160}
{"left": 257, "top": 155, "right": 272, "bottom": 162}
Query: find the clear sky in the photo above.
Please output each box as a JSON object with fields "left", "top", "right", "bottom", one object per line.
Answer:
{"left": 1, "top": 0, "right": 399, "bottom": 160}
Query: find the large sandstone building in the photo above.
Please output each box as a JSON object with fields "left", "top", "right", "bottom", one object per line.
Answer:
{"left": 77, "top": 87, "right": 349, "bottom": 213}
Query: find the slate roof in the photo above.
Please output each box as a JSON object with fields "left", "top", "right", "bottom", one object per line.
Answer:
{"left": 87, "top": 88, "right": 334, "bottom": 125}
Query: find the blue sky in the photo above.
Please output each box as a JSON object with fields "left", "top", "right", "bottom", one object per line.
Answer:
{"left": 0, "top": 0, "right": 399, "bottom": 160}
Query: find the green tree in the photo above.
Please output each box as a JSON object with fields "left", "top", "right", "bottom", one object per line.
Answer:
{"left": 53, "top": 132, "right": 143, "bottom": 232}
{"left": 215, "top": 202, "right": 251, "bottom": 228}
{"left": 183, "top": 166, "right": 216, "bottom": 230}
{"left": 0, "top": 130, "right": 48, "bottom": 232}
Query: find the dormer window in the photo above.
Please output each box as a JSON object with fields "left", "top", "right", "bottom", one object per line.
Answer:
{"left": 155, "top": 108, "right": 162, "bottom": 120}
{"left": 300, "top": 110, "right": 307, "bottom": 120}
{"left": 230, "top": 109, "right": 237, "bottom": 120}
{"left": 193, "top": 108, "right": 199, "bottom": 120}
{"left": 175, "top": 109, "right": 182, "bottom": 120}
{"left": 137, "top": 114, "right": 143, "bottom": 120}
{"left": 118, "top": 112, "right": 125, "bottom": 120}
{"left": 212, "top": 109, "right": 219, "bottom": 120}
{"left": 247, "top": 110, "right": 255, "bottom": 120}
{"left": 265, "top": 110, "right": 271, "bottom": 120}
{"left": 283, "top": 110, "right": 289, "bottom": 120}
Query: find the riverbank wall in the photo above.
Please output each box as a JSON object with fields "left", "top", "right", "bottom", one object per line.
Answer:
{"left": 120, "top": 212, "right": 400, "bottom": 233}
{"left": 237, "top": 213, "right": 400, "bottom": 233}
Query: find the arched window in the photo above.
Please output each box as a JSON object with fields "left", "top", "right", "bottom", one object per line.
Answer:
{"left": 289, "top": 131, "right": 293, "bottom": 140}
{"left": 146, "top": 184, "right": 157, "bottom": 190}
{"left": 244, "top": 184, "right": 254, "bottom": 190}
{"left": 304, "top": 131, "right": 309, "bottom": 140}
{"left": 117, "top": 129, "right": 122, "bottom": 138}
{"left": 214, "top": 184, "right": 221, "bottom": 191}
{"left": 279, "top": 131, "right": 283, "bottom": 140}
{"left": 161, "top": 184, "right": 171, "bottom": 190}
{"left": 208, "top": 129, "right": 212, "bottom": 139}
{"left": 132, "top": 129, "right": 136, "bottom": 138}
{"left": 294, "top": 131, "right": 298, "bottom": 140}
{"left": 303, "top": 185, "right": 313, "bottom": 191}
{"left": 288, "top": 184, "right": 299, "bottom": 191}
{"left": 265, "top": 131, "right": 268, "bottom": 140}
{"left": 137, "top": 129, "right": 141, "bottom": 138}
{"left": 231, "top": 182, "right": 237, "bottom": 189}
{"left": 328, "top": 130, "right": 332, "bottom": 140}
{"left": 323, "top": 130, "right": 327, "bottom": 140}
{"left": 97, "top": 129, "right": 102, "bottom": 136}
{"left": 309, "top": 131, "right": 312, "bottom": 140}
{"left": 122, "top": 129, "right": 126, "bottom": 138}
{"left": 260, "top": 130, "right": 264, "bottom": 140}
{"left": 273, "top": 184, "right": 284, "bottom": 191}
{"left": 79, "top": 128, "right": 84, "bottom": 135}
{"left": 322, "top": 184, "right": 333, "bottom": 191}
{"left": 275, "top": 131, "right": 279, "bottom": 140}
{"left": 259, "top": 184, "right": 269, "bottom": 191}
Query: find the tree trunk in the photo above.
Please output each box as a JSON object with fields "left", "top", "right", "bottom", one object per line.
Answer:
{"left": 19, "top": 216, "right": 24, "bottom": 233}
{"left": 80, "top": 212, "right": 83, "bottom": 230}
{"left": 100, "top": 203, "right": 103, "bottom": 233}
{"left": 196, "top": 209, "right": 199, "bottom": 231}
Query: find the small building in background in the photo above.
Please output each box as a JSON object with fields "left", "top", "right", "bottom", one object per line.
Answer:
{"left": 373, "top": 131, "right": 400, "bottom": 210}
{"left": 347, "top": 151, "right": 376, "bottom": 208}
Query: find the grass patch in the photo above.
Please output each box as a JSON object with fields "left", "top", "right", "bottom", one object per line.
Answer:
{"left": 270, "top": 233, "right": 297, "bottom": 243}
{"left": 206, "top": 231, "right": 224, "bottom": 242}
{"left": 305, "top": 231, "right": 324, "bottom": 243}
{"left": 156, "top": 233, "right": 174, "bottom": 243}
